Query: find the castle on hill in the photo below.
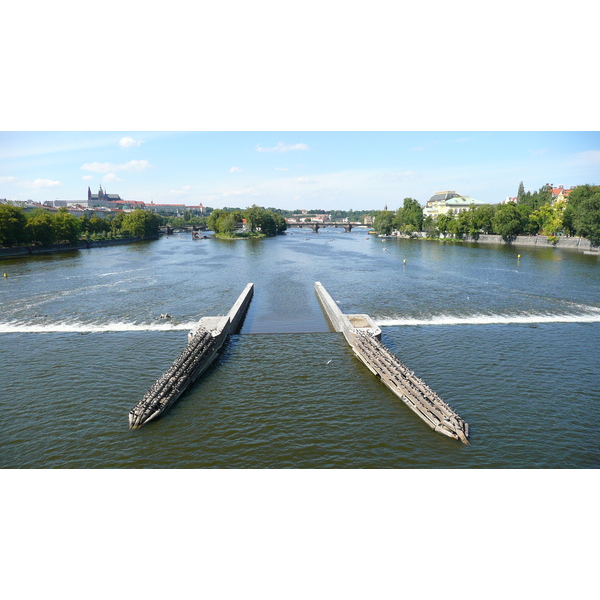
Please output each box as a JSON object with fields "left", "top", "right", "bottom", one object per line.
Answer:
{"left": 87, "top": 185, "right": 122, "bottom": 207}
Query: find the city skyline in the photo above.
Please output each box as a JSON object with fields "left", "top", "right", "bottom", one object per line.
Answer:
{"left": 1, "top": 131, "right": 598, "bottom": 211}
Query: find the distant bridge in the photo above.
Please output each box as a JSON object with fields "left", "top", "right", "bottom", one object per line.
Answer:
{"left": 286, "top": 221, "right": 367, "bottom": 233}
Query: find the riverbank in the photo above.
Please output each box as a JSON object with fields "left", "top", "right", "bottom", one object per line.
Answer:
{"left": 0, "top": 234, "right": 159, "bottom": 259}
{"left": 396, "top": 232, "right": 598, "bottom": 254}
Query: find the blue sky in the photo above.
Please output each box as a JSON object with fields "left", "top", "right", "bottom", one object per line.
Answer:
{"left": 1, "top": 131, "right": 598, "bottom": 210}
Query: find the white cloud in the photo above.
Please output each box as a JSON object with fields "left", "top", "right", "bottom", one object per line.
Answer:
{"left": 229, "top": 166, "right": 243, "bottom": 173}
{"left": 170, "top": 185, "right": 192, "bottom": 194}
{"left": 410, "top": 146, "right": 425, "bottom": 151}
{"left": 222, "top": 187, "right": 260, "bottom": 197}
{"left": 103, "top": 173, "right": 123, "bottom": 183}
{"left": 256, "top": 142, "right": 310, "bottom": 152}
{"left": 81, "top": 159, "right": 155, "bottom": 173}
{"left": 119, "top": 136, "right": 144, "bottom": 148}
{"left": 26, "top": 179, "right": 61, "bottom": 189}
{"left": 82, "top": 175, "right": 94, "bottom": 181}
{"left": 530, "top": 148, "right": 548, "bottom": 156}
{"left": 386, "top": 170, "right": 417, "bottom": 181}
{"left": 570, "top": 149, "right": 600, "bottom": 167}
{"left": 0, "top": 176, "right": 16, "bottom": 184}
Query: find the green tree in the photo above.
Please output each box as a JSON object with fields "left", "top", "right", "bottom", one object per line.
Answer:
{"left": 53, "top": 208, "right": 81, "bottom": 245}
{"left": 89, "top": 216, "right": 111, "bottom": 235}
{"left": 563, "top": 185, "right": 600, "bottom": 245}
{"left": 207, "top": 209, "right": 224, "bottom": 232}
{"left": 574, "top": 193, "right": 600, "bottom": 245}
{"left": 449, "top": 210, "right": 473, "bottom": 239}
{"left": 517, "top": 185, "right": 552, "bottom": 210}
{"left": 244, "top": 205, "right": 263, "bottom": 233}
{"left": 216, "top": 213, "right": 237, "bottom": 235}
{"left": 436, "top": 213, "right": 454, "bottom": 236}
{"left": 0, "top": 204, "right": 28, "bottom": 247}
{"left": 272, "top": 212, "right": 288, "bottom": 234}
{"left": 121, "top": 210, "right": 161, "bottom": 238}
{"left": 529, "top": 202, "right": 565, "bottom": 235}
{"left": 258, "top": 211, "right": 276, "bottom": 236}
{"left": 470, "top": 205, "right": 496, "bottom": 235}
{"left": 517, "top": 181, "right": 525, "bottom": 202}
{"left": 394, "top": 198, "right": 423, "bottom": 234}
{"left": 422, "top": 215, "right": 437, "bottom": 238}
{"left": 492, "top": 202, "right": 528, "bottom": 240}
{"left": 25, "top": 211, "right": 56, "bottom": 245}
{"left": 373, "top": 211, "right": 394, "bottom": 235}
{"left": 110, "top": 212, "right": 125, "bottom": 236}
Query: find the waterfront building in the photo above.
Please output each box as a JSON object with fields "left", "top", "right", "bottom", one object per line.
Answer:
{"left": 550, "top": 186, "right": 576, "bottom": 203}
{"left": 104, "top": 199, "right": 146, "bottom": 211}
{"left": 1, "top": 198, "right": 46, "bottom": 212}
{"left": 423, "top": 190, "right": 488, "bottom": 219}
{"left": 145, "top": 202, "right": 186, "bottom": 215}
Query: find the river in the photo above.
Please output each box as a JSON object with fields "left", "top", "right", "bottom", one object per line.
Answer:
{"left": 1, "top": 228, "right": 599, "bottom": 468}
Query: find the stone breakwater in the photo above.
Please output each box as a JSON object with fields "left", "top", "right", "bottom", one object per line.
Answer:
{"left": 128, "top": 283, "right": 254, "bottom": 430}
{"left": 350, "top": 330, "right": 469, "bottom": 443}
{"left": 315, "top": 281, "right": 469, "bottom": 443}
{"left": 128, "top": 327, "right": 219, "bottom": 430}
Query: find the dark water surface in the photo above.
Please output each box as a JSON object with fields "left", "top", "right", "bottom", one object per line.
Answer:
{"left": 1, "top": 229, "right": 599, "bottom": 468}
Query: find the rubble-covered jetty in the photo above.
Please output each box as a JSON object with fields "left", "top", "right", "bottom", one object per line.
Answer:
{"left": 315, "top": 282, "right": 469, "bottom": 443}
{"left": 128, "top": 283, "right": 254, "bottom": 430}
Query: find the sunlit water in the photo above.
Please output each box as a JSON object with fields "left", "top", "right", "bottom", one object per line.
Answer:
{"left": 1, "top": 229, "right": 599, "bottom": 468}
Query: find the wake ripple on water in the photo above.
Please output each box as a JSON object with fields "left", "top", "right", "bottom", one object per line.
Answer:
{"left": 0, "top": 320, "right": 199, "bottom": 334}
{"left": 376, "top": 310, "right": 600, "bottom": 327}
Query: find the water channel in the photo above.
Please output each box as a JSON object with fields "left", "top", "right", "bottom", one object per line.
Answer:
{"left": 1, "top": 228, "right": 599, "bottom": 468}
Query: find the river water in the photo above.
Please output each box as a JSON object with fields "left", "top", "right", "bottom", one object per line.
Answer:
{"left": 1, "top": 229, "right": 599, "bottom": 468}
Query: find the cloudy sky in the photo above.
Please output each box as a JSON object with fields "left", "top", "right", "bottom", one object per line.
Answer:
{"left": 3, "top": 4, "right": 597, "bottom": 212}
{"left": 1, "top": 131, "right": 598, "bottom": 210}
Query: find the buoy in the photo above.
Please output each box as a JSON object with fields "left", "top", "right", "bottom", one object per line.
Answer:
{"left": 403, "top": 259, "right": 406, "bottom": 264}
{"left": 3, "top": 273, "right": 7, "bottom": 278}
{"left": 518, "top": 254, "right": 521, "bottom": 259}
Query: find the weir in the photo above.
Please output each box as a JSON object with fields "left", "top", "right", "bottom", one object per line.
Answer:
{"left": 128, "top": 283, "right": 254, "bottom": 430}
{"left": 315, "top": 282, "right": 469, "bottom": 443}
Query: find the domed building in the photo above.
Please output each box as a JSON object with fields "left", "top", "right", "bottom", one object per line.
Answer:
{"left": 423, "top": 190, "right": 488, "bottom": 219}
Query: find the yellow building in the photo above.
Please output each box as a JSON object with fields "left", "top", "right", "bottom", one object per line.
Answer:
{"left": 423, "top": 190, "right": 488, "bottom": 219}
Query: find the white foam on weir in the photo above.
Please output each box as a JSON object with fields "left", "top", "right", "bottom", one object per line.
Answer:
{"left": 376, "top": 312, "right": 600, "bottom": 327}
{"left": 0, "top": 321, "right": 199, "bottom": 334}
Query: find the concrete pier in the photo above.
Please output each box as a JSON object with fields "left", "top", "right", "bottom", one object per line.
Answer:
{"left": 315, "top": 282, "right": 469, "bottom": 443}
{"left": 128, "top": 283, "right": 254, "bottom": 430}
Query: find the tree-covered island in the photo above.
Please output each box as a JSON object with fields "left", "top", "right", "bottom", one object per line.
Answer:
{"left": 207, "top": 205, "right": 287, "bottom": 238}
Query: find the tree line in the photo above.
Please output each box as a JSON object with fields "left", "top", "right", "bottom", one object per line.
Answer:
{"left": 0, "top": 206, "right": 161, "bottom": 247}
{"left": 372, "top": 184, "right": 600, "bottom": 245}
{"left": 207, "top": 205, "right": 287, "bottom": 237}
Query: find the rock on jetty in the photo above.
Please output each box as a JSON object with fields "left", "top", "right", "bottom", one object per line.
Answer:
{"left": 350, "top": 330, "right": 469, "bottom": 443}
{"left": 315, "top": 281, "right": 469, "bottom": 443}
{"left": 129, "top": 283, "right": 254, "bottom": 430}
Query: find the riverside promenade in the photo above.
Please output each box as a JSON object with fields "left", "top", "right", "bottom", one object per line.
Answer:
{"left": 128, "top": 283, "right": 254, "bottom": 430}
{"left": 315, "top": 282, "right": 469, "bottom": 443}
